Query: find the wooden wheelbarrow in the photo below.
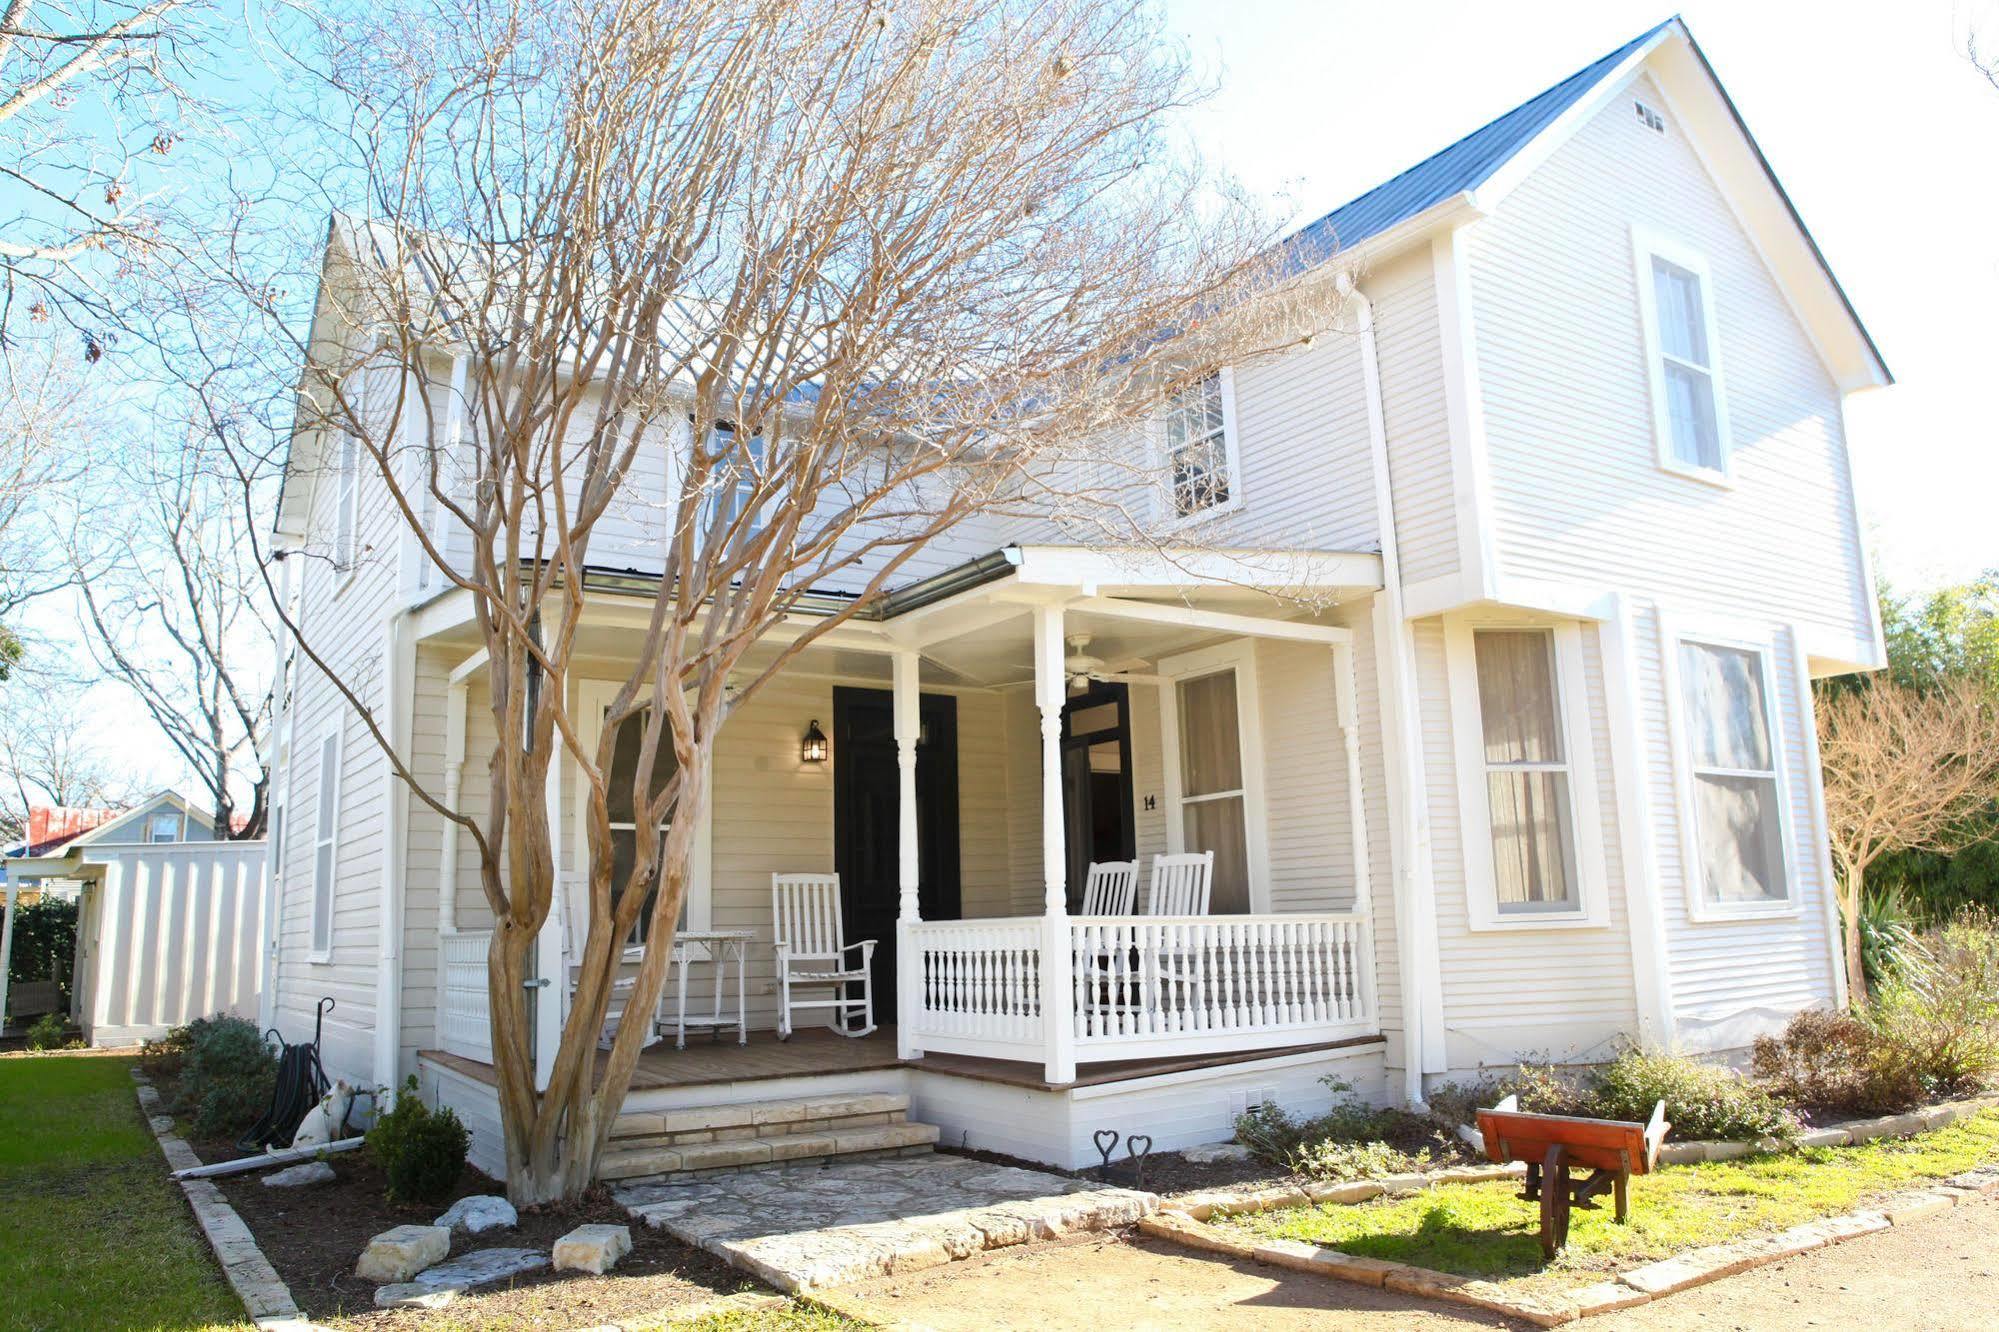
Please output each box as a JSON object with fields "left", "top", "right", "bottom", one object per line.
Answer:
{"left": 1474, "top": 1095, "right": 1669, "bottom": 1257}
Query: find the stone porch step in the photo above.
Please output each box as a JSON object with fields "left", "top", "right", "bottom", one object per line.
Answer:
{"left": 609, "top": 1091, "right": 912, "bottom": 1148}
{"left": 598, "top": 1119, "right": 940, "bottom": 1182}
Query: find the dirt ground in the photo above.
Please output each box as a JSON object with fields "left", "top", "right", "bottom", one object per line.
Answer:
{"left": 825, "top": 1192, "right": 1999, "bottom": 1331}
{"left": 207, "top": 1147, "right": 755, "bottom": 1327}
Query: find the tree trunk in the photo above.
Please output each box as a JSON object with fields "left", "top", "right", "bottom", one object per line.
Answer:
{"left": 1842, "top": 869, "right": 1869, "bottom": 1008}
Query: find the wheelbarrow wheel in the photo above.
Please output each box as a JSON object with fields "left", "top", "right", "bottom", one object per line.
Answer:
{"left": 1539, "top": 1144, "right": 1571, "bottom": 1259}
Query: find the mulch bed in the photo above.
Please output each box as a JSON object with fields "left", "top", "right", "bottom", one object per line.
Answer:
{"left": 196, "top": 1139, "right": 759, "bottom": 1327}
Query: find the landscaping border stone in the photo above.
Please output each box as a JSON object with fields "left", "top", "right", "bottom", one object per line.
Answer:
{"left": 131, "top": 1070, "right": 321, "bottom": 1330}
{"left": 1140, "top": 1117, "right": 1999, "bottom": 1326}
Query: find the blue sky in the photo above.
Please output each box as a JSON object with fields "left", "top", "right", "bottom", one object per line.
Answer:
{"left": 1160, "top": 0, "right": 1999, "bottom": 592}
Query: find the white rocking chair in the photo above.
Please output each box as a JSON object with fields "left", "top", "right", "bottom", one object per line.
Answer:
{"left": 1080, "top": 859, "right": 1139, "bottom": 915}
{"left": 1143, "top": 851, "right": 1214, "bottom": 916}
{"left": 772, "top": 873, "right": 877, "bottom": 1039}
{"left": 1142, "top": 851, "right": 1214, "bottom": 1021}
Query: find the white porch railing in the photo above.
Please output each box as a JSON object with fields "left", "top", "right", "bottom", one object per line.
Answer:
{"left": 440, "top": 930, "right": 493, "bottom": 1062}
{"left": 903, "top": 911, "right": 1375, "bottom": 1077}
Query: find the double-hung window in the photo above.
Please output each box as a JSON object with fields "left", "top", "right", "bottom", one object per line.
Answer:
{"left": 310, "top": 726, "right": 340, "bottom": 960}
{"left": 334, "top": 431, "right": 361, "bottom": 572}
{"left": 1675, "top": 637, "right": 1791, "bottom": 915}
{"left": 605, "top": 710, "right": 685, "bottom": 940}
{"left": 149, "top": 811, "right": 180, "bottom": 843}
{"left": 1634, "top": 229, "right": 1730, "bottom": 481}
{"left": 1159, "top": 369, "right": 1241, "bottom": 521}
{"left": 1446, "top": 620, "right": 1608, "bottom": 929}
{"left": 703, "top": 423, "right": 767, "bottom": 538}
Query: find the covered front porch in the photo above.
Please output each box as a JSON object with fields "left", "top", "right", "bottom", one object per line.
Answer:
{"left": 418, "top": 544, "right": 1387, "bottom": 1102}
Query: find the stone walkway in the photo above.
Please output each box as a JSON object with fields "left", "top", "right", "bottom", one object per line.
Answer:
{"left": 612, "top": 1155, "right": 1157, "bottom": 1292}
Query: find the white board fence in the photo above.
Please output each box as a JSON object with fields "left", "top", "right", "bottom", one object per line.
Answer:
{"left": 80, "top": 841, "right": 268, "bottom": 1046}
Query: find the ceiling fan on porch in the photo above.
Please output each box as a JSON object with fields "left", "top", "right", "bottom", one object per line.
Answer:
{"left": 1064, "top": 634, "right": 1162, "bottom": 694}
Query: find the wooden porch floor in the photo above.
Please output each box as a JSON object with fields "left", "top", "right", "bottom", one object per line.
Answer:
{"left": 418, "top": 1026, "right": 1384, "bottom": 1094}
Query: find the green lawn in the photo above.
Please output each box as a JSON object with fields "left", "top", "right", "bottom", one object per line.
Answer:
{"left": 0, "top": 1055, "right": 247, "bottom": 1332}
{"left": 1218, "top": 1110, "right": 1999, "bottom": 1296}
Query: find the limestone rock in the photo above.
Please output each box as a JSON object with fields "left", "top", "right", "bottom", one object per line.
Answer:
{"left": 434, "top": 1194, "right": 518, "bottom": 1235}
{"left": 355, "top": 1225, "right": 451, "bottom": 1283}
{"left": 552, "top": 1223, "right": 632, "bottom": 1274}
{"left": 1180, "top": 1141, "right": 1252, "bottom": 1164}
{"left": 374, "top": 1246, "right": 547, "bottom": 1305}
{"left": 264, "top": 1161, "right": 337, "bottom": 1188}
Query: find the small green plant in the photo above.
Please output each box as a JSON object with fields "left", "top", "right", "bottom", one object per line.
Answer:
{"left": 1588, "top": 1048, "right": 1798, "bottom": 1143}
{"left": 1848, "top": 886, "right": 1922, "bottom": 985}
{"left": 366, "top": 1076, "right": 469, "bottom": 1204}
{"left": 140, "top": 1017, "right": 206, "bottom": 1082}
{"left": 25, "top": 1011, "right": 71, "bottom": 1051}
{"left": 1233, "top": 1076, "right": 1466, "bottom": 1181}
{"left": 171, "top": 1015, "right": 277, "bottom": 1137}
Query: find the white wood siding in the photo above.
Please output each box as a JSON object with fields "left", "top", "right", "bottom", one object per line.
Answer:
{"left": 1468, "top": 74, "right": 1874, "bottom": 653}
{"left": 1414, "top": 617, "right": 1639, "bottom": 1073}
{"left": 1369, "top": 249, "right": 1459, "bottom": 587}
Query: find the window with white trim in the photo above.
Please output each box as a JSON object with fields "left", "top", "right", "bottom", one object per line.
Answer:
{"left": 1159, "top": 370, "right": 1241, "bottom": 520}
{"left": 1445, "top": 619, "right": 1608, "bottom": 930}
{"left": 702, "top": 422, "right": 767, "bottom": 539}
{"left": 311, "top": 727, "right": 340, "bottom": 959}
{"left": 149, "top": 811, "right": 180, "bottom": 843}
{"left": 1473, "top": 630, "right": 1578, "bottom": 914}
{"left": 605, "top": 708, "right": 686, "bottom": 939}
{"left": 1677, "top": 638, "right": 1789, "bottom": 911}
{"left": 1634, "top": 229, "right": 1730, "bottom": 481}
{"left": 334, "top": 431, "right": 361, "bottom": 571}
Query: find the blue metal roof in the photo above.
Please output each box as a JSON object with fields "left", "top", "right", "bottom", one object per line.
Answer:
{"left": 1284, "top": 19, "right": 1676, "bottom": 268}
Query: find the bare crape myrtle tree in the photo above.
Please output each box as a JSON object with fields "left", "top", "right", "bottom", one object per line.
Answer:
{"left": 209, "top": 0, "right": 1346, "bottom": 1202}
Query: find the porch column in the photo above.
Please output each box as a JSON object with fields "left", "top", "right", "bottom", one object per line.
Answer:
{"left": 534, "top": 691, "right": 564, "bottom": 1093}
{"left": 0, "top": 879, "right": 16, "bottom": 1037}
{"left": 892, "top": 650, "right": 921, "bottom": 923}
{"left": 1333, "top": 639, "right": 1379, "bottom": 1024}
{"left": 893, "top": 650, "right": 922, "bottom": 1060}
{"left": 1033, "top": 604, "right": 1067, "bottom": 915}
{"left": 1032, "top": 603, "right": 1076, "bottom": 1084}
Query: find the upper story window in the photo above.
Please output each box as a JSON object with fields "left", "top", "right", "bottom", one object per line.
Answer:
{"left": 1673, "top": 634, "right": 1793, "bottom": 918}
{"left": 334, "top": 431, "right": 361, "bottom": 573}
{"left": 149, "top": 811, "right": 180, "bottom": 843}
{"left": 702, "top": 423, "right": 767, "bottom": 538}
{"left": 1444, "top": 618, "right": 1609, "bottom": 931}
{"left": 1159, "top": 369, "right": 1241, "bottom": 521}
{"left": 1633, "top": 228, "right": 1731, "bottom": 484}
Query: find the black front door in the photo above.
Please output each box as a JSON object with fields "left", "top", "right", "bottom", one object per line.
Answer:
{"left": 832, "top": 687, "right": 960, "bottom": 1017}
{"left": 1061, "top": 682, "right": 1136, "bottom": 910}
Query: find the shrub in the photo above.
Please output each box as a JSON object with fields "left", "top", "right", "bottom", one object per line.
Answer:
{"left": 1589, "top": 1048, "right": 1798, "bottom": 1143}
{"left": 1852, "top": 886, "right": 1923, "bottom": 985}
{"left": 1234, "top": 1076, "right": 1464, "bottom": 1181}
{"left": 25, "top": 1011, "right": 71, "bottom": 1051}
{"left": 6, "top": 897, "right": 77, "bottom": 1001}
{"left": 1426, "top": 1062, "right": 1591, "bottom": 1125}
{"left": 1752, "top": 1008, "right": 1926, "bottom": 1116}
{"left": 139, "top": 1017, "right": 204, "bottom": 1082}
{"left": 173, "top": 1016, "right": 277, "bottom": 1138}
{"left": 367, "top": 1076, "right": 469, "bottom": 1204}
{"left": 1868, "top": 910, "right": 1999, "bottom": 1095}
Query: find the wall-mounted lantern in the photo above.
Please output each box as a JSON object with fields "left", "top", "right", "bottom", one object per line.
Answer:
{"left": 801, "top": 719, "right": 829, "bottom": 764}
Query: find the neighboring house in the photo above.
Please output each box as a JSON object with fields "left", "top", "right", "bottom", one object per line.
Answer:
{"left": 0, "top": 793, "right": 265, "bottom": 1044}
{"left": 262, "top": 18, "right": 1889, "bottom": 1175}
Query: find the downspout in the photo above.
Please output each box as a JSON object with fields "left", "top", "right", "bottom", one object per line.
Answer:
{"left": 1351, "top": 278, "right": 1441, "bottom": 1110}
{"left": 374, "top": 609, "right": 415, "bottom": 1102}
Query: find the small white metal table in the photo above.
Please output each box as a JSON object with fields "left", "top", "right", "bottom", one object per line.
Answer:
{"left": 664, "top": 929, "right": 754, "bottom": 1049}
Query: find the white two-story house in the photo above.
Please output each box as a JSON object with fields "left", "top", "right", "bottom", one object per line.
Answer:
{"left": 260, "top": 17, "right": 1888, "bottom": 1176}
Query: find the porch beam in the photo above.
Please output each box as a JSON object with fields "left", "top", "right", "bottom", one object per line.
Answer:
{"left": 1066, "top": 595, "right": 1354, "bottom": 646}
